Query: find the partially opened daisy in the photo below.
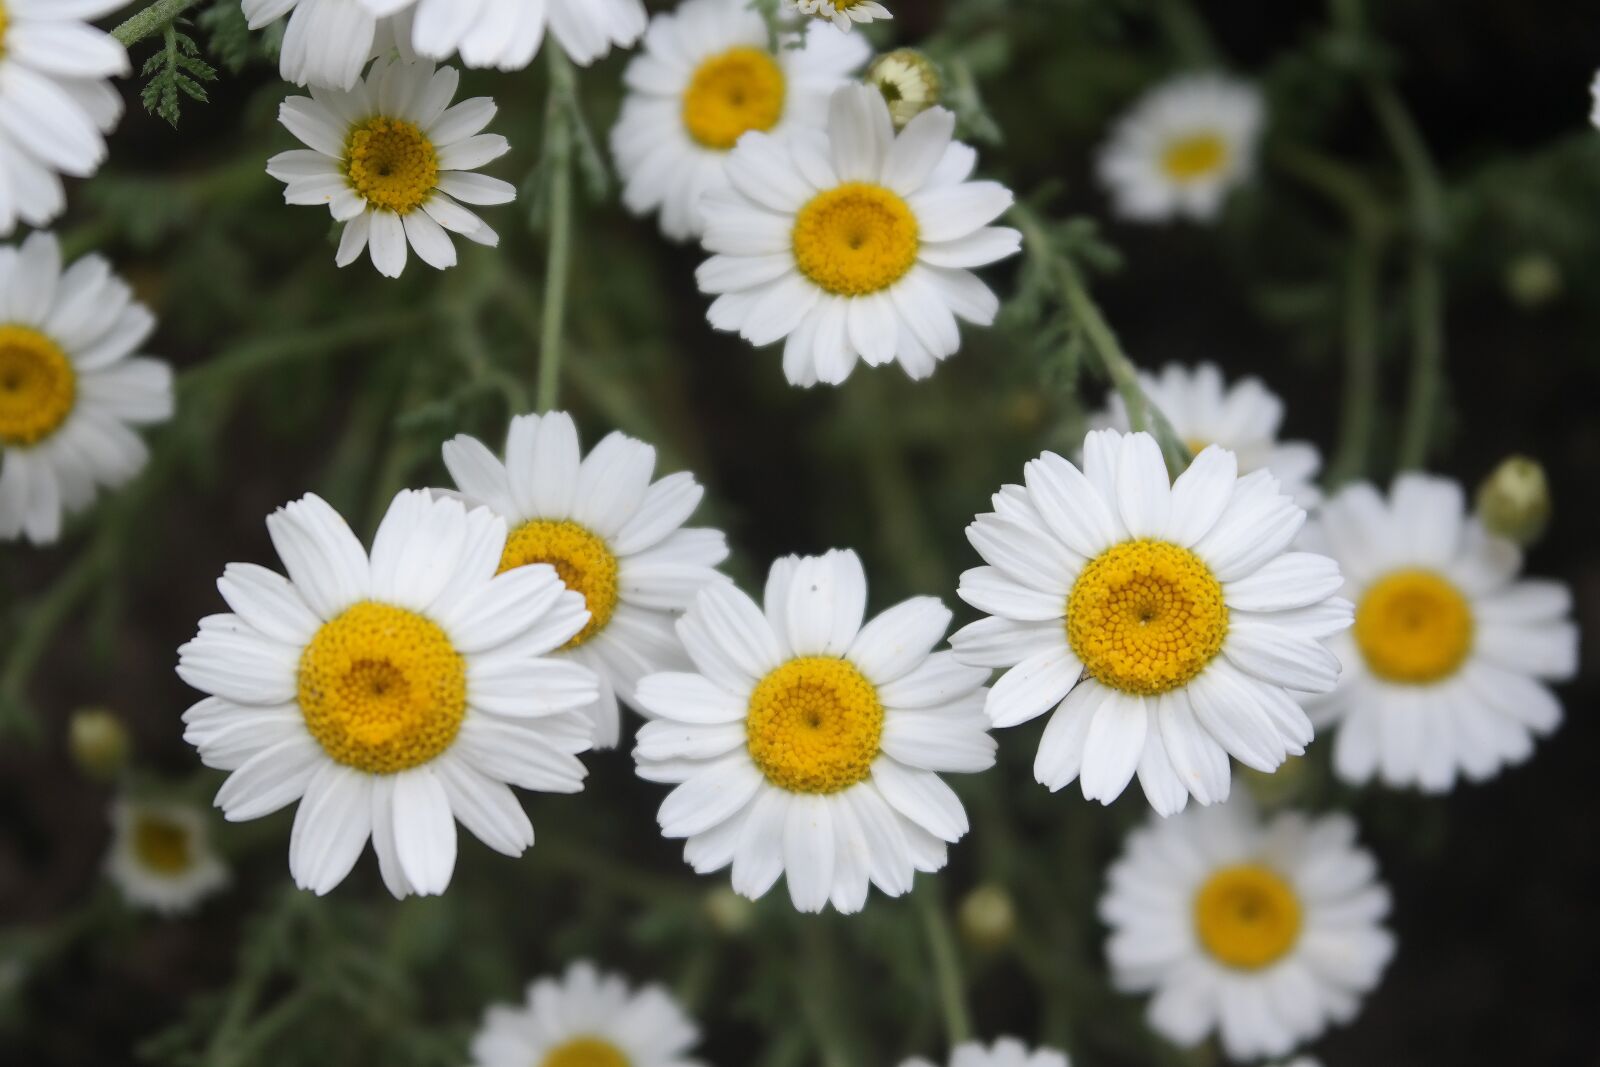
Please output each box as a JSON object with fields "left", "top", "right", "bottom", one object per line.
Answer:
{"left": 901, "top": 1038, "right": 1070, "bottom": 1067}
{"left": 267, "top": 57, "right": 515, "bottom": 279}
{"left": 442, "top": 411, "right": 729, "bottom": 749}
{"left": 366, "top": 0, "right": 647, "bottom": 70}
{"left": 1097, "top": 74, "right": 1263, "bottom": 223}
{"left": 0, "top": 232, "right": 174, "bottom": 545}
{"left": 106, "top": 797, "right": 229, "bottom": 915}
{"left": 950, "top": 429, "right": 1352, "bottom": 815}
{"left": 785, "top": 0, "right": 891, "bottom": 33}
{"left": 611, "top": 0, "right": 869, "bottom": 240}
{"left": 1301, "top": 474, "right": 1578, "bottom": 792}
{"left": 178, "top": 489, "right": 600, "bottom": 899}
{"left": 241, "top": 0, "right": 388, "bottom": 90}
{"left": 0, "top": 0, "right": 127, "bottom": 235}
{"left": 1101, "top": 799, "right": 1393, "bottom": 1059}
{"left": 696, "top": 84, "right": 1021, "bottom": 386}
{"left": 634, "top": 549, "right": 995, "bottom": 913}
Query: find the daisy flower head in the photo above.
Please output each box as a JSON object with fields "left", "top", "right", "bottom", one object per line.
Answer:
{"left": 470, "top": 960, "right": 701, "bottom": 1067}
{"left": 633, "top": 549, "right": 996, "bottom": 914}
{"left": 950, "top": 429, "right": 1352, "bottom": 816}
{"left": 0, "top": 232, "right": 174, "bottom": 545}
{"left": 370, "top": 0, "right": 647, "bottom": 71}
{"left": 178, "top": 489, "right": 601, "bottom": 899}
{"left": 901, "top": 1037, "right": 1070, "bottom": 1067}
{"left": 784, "top": 0, "right": 892, "bottom": 33}
{"left": 1301, "top": 474, "right": 1578, "bottom": 792}
{"left": 867, "top": 48, "right": 943, "bottom": 131}
{"left": 442, "top": 411, "right": 730, "bottom": 749}
{"left": 611, "top": 0, "right": 869, "bottom": 241}
{"left": 696, "top": 83, "right": 1022, "bottom": 387}
{"left": 1097, "top": 73, "right": 1264, "bottom": 223}
{"left": 0, "top": 0, "right": 127, "bottom": 235}
{"left": 106, "top": 796, "right": 229, "bottom": 915}
{"left": 1101, "top": 798, "right": 1393, "bottom": 1059}
{"left": 267, "top": 57, "right": 515, "bottom": 279}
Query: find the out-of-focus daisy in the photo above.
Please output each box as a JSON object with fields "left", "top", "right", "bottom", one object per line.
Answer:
{"left": 0, "top": 0, "right": 127, "bottom": 235}
{"left": 950, "top": 429, "right": 1351, "bottom": 815}
{"left": 867, "top": 49, "right": 942, "bottom": 131}
{"left": 1302, "top": 474, "right": 1578, "bottom": 791}
{"left": 240, "top": 0, "right": 390, "bottom": 90}
{"left": 1092, "top": 363, "right": 1322, "bottom": 507}
{"left": 1591, "top": 69, "right": 1600, "bottom": 129}
{"left": 470, "top": 960, "right": 701, "bottom": 1067}
{"left": 365, "top": 0, "right": 647, "bottom": 71}
{"left": 696, "top": 84, "right": 1020, "bottom": 386}
{"left": 267, "top": 58, "right": 515, "bottom": 279}
{"left": 1097, "top": 74, "right": 1263, "bottom": 223}
{"left": 785, "top": 0, "right": 891, "bottom": 33}
{"left": 1101, "top": 799, "right": 1393, "bottom": 1060}
{"left": 0, "top": 232, "right": 173, "bottom": 545}
{"left": 611, "top": 0, "right": 869, "bottom": 240}
{"left": 442, "top": 411, "right": 728, "bottom": 749}
{"left": 106, "top": 797, "right": 229, "bottom": 915}
{"left": 901, "top": 1038, "right": 1070, "bottom": 1067}
{"left": 178, "top": 490, "right": 600, "bottom": 899}
{"left": 634, "top": 549, "right": 995, "bottom": 913}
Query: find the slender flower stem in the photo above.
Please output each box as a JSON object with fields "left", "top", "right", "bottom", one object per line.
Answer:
{"left": 917, "top": 890, "right": 974, "bottom": 1048}
{"left": 1395, "top": 248, "right": 1445, "bottom": 470}
{"left": 1327, "top": 233, "right": 1383, "bottom": 486}
{"left": 537, "top": 47, "right": 577, "bottom": 414}
{"left": 0, "top": 543, "right": 110, "bottom": 741}
{"left": 111, "top": 0, "right": 206, "bottom": 47}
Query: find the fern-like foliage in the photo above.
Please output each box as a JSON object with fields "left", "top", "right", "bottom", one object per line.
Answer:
{"left": 139, "top": 22, "right": 218, "bottom": 127}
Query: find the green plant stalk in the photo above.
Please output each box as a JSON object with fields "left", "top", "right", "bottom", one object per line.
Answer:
{"left": 0, "top": 543, "right": 110, "bottom": 741}
{"left": 1155, "top": 0, "right": 1220, "bottom": 68}
{"left": 112, "top": 0, "right": 207, "bottom": 47}
{"left": 537, "top": 47, "right": 577, "bottom": 414}
{"left": 1327, "top": 234, "right": 1383, "bottom": 486}
{"left": 917, "top": 890, "right": 975, "bottom": 1047}
{"left": 1395, "top": 248, "right": 1445, "bottom": 470}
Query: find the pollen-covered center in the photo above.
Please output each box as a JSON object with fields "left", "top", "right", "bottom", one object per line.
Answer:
{"left": 345, "top": 116, "right": 439, "bottom": 214}
{"left": 1160, "top": 131, "right": 1229, "bottom": 182}
{"left": 1354, "top": 569, "right": 1474, "bottom": 684}
{"left": 298, "top": 601, "right": 466, "bottom": 774}
{"left": 1067, "top": 539, "right": 1228, "bottom": 696}
{"left": 132, "top": 814, "right": 194, "bottom": 876}
{"left": 1194, "top": 863, "right": 1303, "bottom": 970}
{"left": 682, "top": 46, "right": 786, "bottom": 150}
{"left": 542, "top": 1037, "right": 630, "bottom": 1067}
{"left": 0, "top": 325, "right": 76, "bottom": 447}
{"left": 792, "top": 182, "right": 920, "bottom": 297}
{"left": 746, "top": 657, "right": 884, "bottom": 794}
{"left": 499, "top": 519, "right": 619, "bottom": 649}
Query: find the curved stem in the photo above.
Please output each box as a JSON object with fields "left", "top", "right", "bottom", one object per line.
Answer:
{"left": 1395, "top": 248, "right": 1444, "bottom": 470}
{"left": 0, "top": 543, "right": 110, "bottom": 741}
{"left": 1326, "top": 233, "right": 1383, "bottom": 486}
{"left": 917, "top": 890, "right": 974, "bottom": 1047}
{"left": 537, "top": 46, "right": 577, "bottom": 414}
{"left": 112, "top": 0, "right": 206, "bottom": 48}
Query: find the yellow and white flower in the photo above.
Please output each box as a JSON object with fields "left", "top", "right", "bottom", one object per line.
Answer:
{"left": 0, "top": 0, "right": 127, "bottom": 235}
{"left": 634, "top": 549, "right": 995, "bottom": 913}
{"left": 178, "top": 489, "right": 600, "bottom": 899}
{"left": 1101, "top": 799, "right": 1393, "bottom": 1060}
{"left": 106, "top": 797, "right": 229, "bottom": 915}
{"left": 611, "top": 0, "right": 869, "bottom": 241}
{"left": 1301, "top": 474, "right": 1578, "bottom": 791}
{"left": 950, "top": 429, "right": 1351, "bottom": 815}
{"left": 241, "top": 0, "right": 395, "bottom": 90}
{"left": 442, "top": 411, "right": 729, "bottom": 749}
{"left": 366, "top": 0, "right": 647, "bottom": 71}
{"left": 1097, "top": 74, "right": 1263, "bottom": 223}
{"left": 784, "top": 0, "right": 891, "bottom": 33}
{"left": 267, "top": 57, "right": 515, "bottom": 279}
{"left": 470, "top": 961, "right": 701, "bottom": 1067}
{"left": 901, "top": 1038, "right": 1070, "bottom": 1067}
{"left": 696, "top": 84, "right": 1021, "bottom": 386}
{"left": 0, "top": 232, "right": 174, "bottom": 545}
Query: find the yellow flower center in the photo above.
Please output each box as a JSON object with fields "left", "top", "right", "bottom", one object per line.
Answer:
{"left": 1353, "top": 569, "right": 1474, "bottom": 684}
{"left": 746, "top": 657, "right": 884, "bottom": 794}
{"left": 498, "top": 519, "right": 619, "bottom": 649}
{"left": 0, "top": 325, "right": 77, "bottom": 447}
{"left": 1194, "top": 863, "right": 1303, "bottom": 970}
{"left": 792, "top": 182, "right": 920, "bottom": 297}
{"left": 1160, "top": 131, "right": 1230, "bottom": 183}
{"left": 682, "top": 46, "right": 786, "bottom": 151}
{"left": 345, "top": 117, "right": 438, "bottom": 215}
{"left": 542, "top": 1038, "right": 630, "bottom": 1067}
{"left": 298, "top": 602, "right": 467, "bottom": 774}
{"left": 132, "top": 814, "right": 194, "bottom": 876}
{"left": 1067, "top": 539, "right": 1228, "bottom": 696}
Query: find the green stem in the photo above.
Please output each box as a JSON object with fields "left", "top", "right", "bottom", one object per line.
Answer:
{"left": 0, "top": 542, "right": 111, "bottom": 741}
{"left": 537, "top": 47, "right": 577, "bottom": 414}
{"left": 917, "top": 890, "right": 974, "bottom": 1047}
{"left": 1395, "top": 248, "right": 1444, "bottom": 470}
{"left": 112, "top": 0, "right": 206, "bottom": 48}
{"left": 1154, "top": 0, "right": 1219, "bottom": 68}
{"left": 1326, "top": 234, "right": 1383, "bottom": 486}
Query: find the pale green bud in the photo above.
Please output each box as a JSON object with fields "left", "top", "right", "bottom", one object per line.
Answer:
{"left": 958, "top": 883, "right": 1016, "bottom": 952}
{"left": 1476, "top": 455, "right": 1552, "bottom": 547}
{"left": 69, "top": 707, "right": 129, "bottom": 783}
{"left": 867, "top": 50, "right": 942, "bottom": 130}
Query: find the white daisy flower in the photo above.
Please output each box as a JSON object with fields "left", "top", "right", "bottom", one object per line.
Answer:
{"left": 784, "top": 0, "right": 892, "bottom": 33}
{"left": 177, "top": 489, "right": 601, "bottom": 899}
{"left": 900, "top": 1037, "right": 1070, "bottom": 1067}
{"left": 949, "top": 429, "right": 1352, "bottom": 816}
{"left": 633, "top": 549, "right": 996, "bottom": 914}
{"left": 1092, "top": 362, "right": 1323, "bottom": 508}
{"left": 1101, "top": 799, "right": 1394, "bottom": 1060}
{"left": 611, "top": 0, "right": 869, "bottom": 241}
{"left": 1301, "top": 474, "right": 1578, "bottom": 792}
{"left": 241, "top": 0, "right": 396, "bottom": 91}
{"left": 1097, "top": 74, "right": 1264, "bottom": 223}
{"left": 696, "top": 83, "right": 1021, "bottom": 387}
{"left": 0, "top": 0, "right": 127, "bottom": 236}
{"left": 442, "top": 411, "right": 729, "bottom": 750}
{"left": 266, "top": 57, "right": 516, "bottom": 279}
{"left": 470, "top": 960, "right": 701, "bottom": 1067}
{"left": 0, "top": 232, "right": 174, "bottom": 545}
{"left": 365, "top": 0, "right": 647, "bottom": 71}
{"left": 105, "top": 797, "right": 229, "bottom": 915}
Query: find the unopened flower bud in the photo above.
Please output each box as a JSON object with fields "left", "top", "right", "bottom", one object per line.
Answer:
{"left": 867, "top": 49, "right": 942, "bottom": 130}
{"left": 958, "top": 883, "right": 1016, "bottom": 952}
{"left": 1504, "top": 252, "right": 1562, "bottom": 309}
{"left": 69, "top": 707, "right": 129, "bottom": 783}
{"left": 1476, "top": 455, "right": 1551, "bottom": 547}
{"left": 703, "top": 886, "right": 754, "bottom": 936}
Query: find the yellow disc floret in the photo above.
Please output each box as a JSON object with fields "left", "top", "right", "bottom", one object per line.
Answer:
{"left": 298, "top": 602, "right": 467, "bottom": 774}
{"left": 792, "top": 182, "right": 920, "bottom": 297}
{"left": 1354, "top": 569, "right": 1474, "bottom": 684}
{"left": 132, "top": 814, "right": 194, "bottom": 876}
{"left": 1194, "top": 863, "right": 1303, "bottom": 970}
{"left": 542, "top": 1038, "right": 630, "bottom": 1067}
{"left": 682, "top": 46, "right": 786, "bottom": 150}
{"left": 746, "top": 657, "right": 884, "bottom": 794}
{"left": 1067, "top": 539, "right": 1228, "bottom": 696}
{"left": 345, "top": 116, "right": 439, "bottom": 215}
{"left": 1160, "top": 131, "right": 1229, "bottom": 182}
{"left": 499, "top": 519, "right": 619, "bottom": 649}
{"left": 0, "top": 325, "right": 77, "bottom": 447}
